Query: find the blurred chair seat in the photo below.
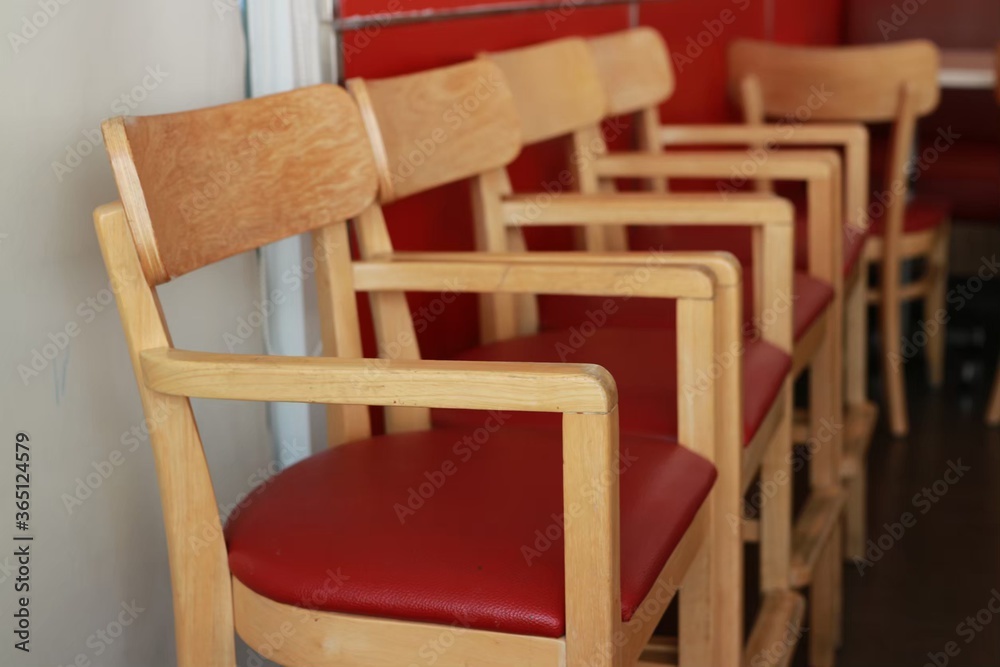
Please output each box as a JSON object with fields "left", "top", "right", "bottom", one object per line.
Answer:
{"left": 434, "top": 327, "right": 791, "bottom": 446}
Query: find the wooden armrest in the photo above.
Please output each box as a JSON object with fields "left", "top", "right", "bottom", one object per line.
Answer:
{"left": 140, "top": 348, "right": 616, "bottom": 414}
{"left": 592, "top": 150, "right": 840, "bottom": 181}
{"left": 658, "top": 123, "right": 866, "bottom": 150}
{"left": 502, "top": 192, "right": 794, "bottom": 226}
{"left": 352, "top": 258, "right": 719, "bottom": 300}
{"left": 387, "top": 251, "right": 742, "bottom": 288}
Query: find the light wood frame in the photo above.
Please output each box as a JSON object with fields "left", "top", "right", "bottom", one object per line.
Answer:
{"left": 348, "top": 46, "right": 807, "bottom": 667}
{"left": 96, "top": 84, "right": 735, "bottom": 667}
{"left": 480, "top": 36, "right": 843, "bottom": 660}
{"left": 729, "top": 38, "right": 949, "bottom": 441}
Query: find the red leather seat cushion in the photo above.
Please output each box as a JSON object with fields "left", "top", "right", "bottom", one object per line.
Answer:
{"left": 433, "top": 328, "right": 790, "bottom": 446}
{"left": 869, "top": 195, "right": 950, "bottom": 235}
{"left": 535, "top": 271, "right": 832, "bottom": 345}
{"left": 226, "top": 426, "right": 716, "bottom": 638}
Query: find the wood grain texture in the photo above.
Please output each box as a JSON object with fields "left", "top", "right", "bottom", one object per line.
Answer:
{"left": 140, "top": 347, "right": 617, "bottom": 414}
{"left": 728, "top": 39, "right": 941, "bottom": 122}
{"left": 103, "top": 85, "right": 378, "bottom": 283}
{"left": 587, "top": 28, "right": 674, "bottom": 116}
{"left": 349, "top": 60, "right": 521, "bottom": 203}
{"left": 486, "top": 38, "right": 607, "bottom": 145}
{"left": 233, "top": 578, "right": 567, "bottom": 667}
{"left": 93, "top": 204, "right": 236, "bottom": 667}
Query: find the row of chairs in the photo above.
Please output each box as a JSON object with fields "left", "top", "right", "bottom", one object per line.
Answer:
{"left": 96, "top": 30, "right": 950, "bottom": 667}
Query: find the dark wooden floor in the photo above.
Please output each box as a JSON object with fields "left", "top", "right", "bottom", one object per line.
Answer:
{"left": 804, "top": 287, "right": 1000, "bottom": 666}
{"left": 832, "top": 379, "right": 1000, "bottom": 665}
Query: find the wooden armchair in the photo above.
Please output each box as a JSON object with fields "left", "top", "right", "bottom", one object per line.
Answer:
{"left": 419, "top": 37, "right": 843, "bottom": 667}
{"left": 348, "top": 55, "right": 805, "bottom": 667}
{"left": 729, "top": 39, "right": 949, "bottom": 440}
{"left": 583, "top": 31, "right": 875, "bottom": 567}
{"left": 96, "top": 84, "right": 732, "bottom": 667}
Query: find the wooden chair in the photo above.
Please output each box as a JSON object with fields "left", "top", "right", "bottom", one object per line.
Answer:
{"left": 446, "top": 36, "right": 843, "bottom": 660}
{"left": 988, "top": 43, "right": 1000, "bottom": 426}
{"left": 585, "top": 27, "right": 867, "bottom": 584}
{"left": 729, "top": 39, "right": 949, "bottom": 440}
{"left": 96, "top": 83, "right": 733, "bottom": 667}
{"left": 348, "top": 50, "right": 805, "bottom": 667}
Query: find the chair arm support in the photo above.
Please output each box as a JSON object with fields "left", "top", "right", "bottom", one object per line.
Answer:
{"left": 592, "top": 150, "right": 840, "bottom": 181}
{"left": 352, "top": 257, "right": 720, "bottom": 300}
{"left": 657, "top": 123, "right": 866, "bottom": 151}
{"left": 501, "top": 192, "right": 794, "bottom": 228}
{"left": 140, "top": 348, "right": 617, "bottom": 414}
{"left": 385, "top": 250, "right": 743, "bottom": 288}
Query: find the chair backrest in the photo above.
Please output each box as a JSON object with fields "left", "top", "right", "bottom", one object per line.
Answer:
{"left": 727, "top": 39, "right": 941, "bottom": 123}
{"left": 347, "top": 59, "right": 521, "bottom": 204}
{"left": 95, "top": 84, "right": 384, "bottom": 667}
{"left": 729, "top": 39, "right": 941, "bottom": 245}
{"left": 103, "top": 85, "right": 378, "bottom": 284}
{"left": 485, "top": 38, "right": 607, "bottom": 145}
{"left": 587, "top": 27, "right": 675, "bottom": 116}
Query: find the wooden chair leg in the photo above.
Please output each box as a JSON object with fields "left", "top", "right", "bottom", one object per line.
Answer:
{"left": 844, "top": 270, "right": 870, "bottom": 560}
{"left": 808, "top": 320, "right": 842, "bottom": 667}
{"left": 679, "top": 536, "right": 715, "bottom": 667}
{"left": 925, "top": 221, "right": 951, "bottom": 387}
{"left": 808, "top": 524, "right": 842, "bottom": 667}
{"left": 761, "top": 386, "right": 793, "bottom": 592}
{"left": 880, "top": 268, "right": 909, "bottom": 437}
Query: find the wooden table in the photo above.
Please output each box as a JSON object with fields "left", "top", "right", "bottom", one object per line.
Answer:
{"left": 939, "top": 49, "right": 996, "bottom": 89}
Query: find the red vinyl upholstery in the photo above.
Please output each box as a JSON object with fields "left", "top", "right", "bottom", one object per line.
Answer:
{"left": 434, "top": 328, "right": 791, "bottom": 446}
{"left": 868, "top": 195, "right": 951, "bottom": 236}
{"left": 535, "top": 271, "right": 832, "bottom": 345}
{"left": 226, "top": 426, "right": 716, "bottom": 638}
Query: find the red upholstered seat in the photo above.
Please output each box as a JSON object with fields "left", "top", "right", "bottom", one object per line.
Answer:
{"left": 868, "top": 195, "right": 950, "bottom": 236}
{"left": 535, "top": 271, "right": 832, "bottom": 346}
{"left": 226, "top": 426, "right": 715, "bottom": 638}
{"left": 433, "top": 328, "right": 791, "bottom": 446}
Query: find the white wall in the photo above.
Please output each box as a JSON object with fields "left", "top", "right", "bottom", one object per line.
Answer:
{"left": 1, "top": 2, "right": 277, "bottom": 666}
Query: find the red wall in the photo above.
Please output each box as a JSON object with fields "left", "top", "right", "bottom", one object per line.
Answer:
{"left": 340, "top": 0, "right": 846, "bottom": 360}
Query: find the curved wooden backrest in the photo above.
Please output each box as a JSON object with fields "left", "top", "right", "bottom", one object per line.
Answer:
{"left": 348, "top": 60, "right": 522, "bottom": 204}
{"left": 996, "top": 44, "right": 1000, "bottom": 104}
{"left": 587, "top": 28, "right": 675, "bottom": 115}
{"left": 485, "top": 38, "right": 607, "bottom": 145}
{"left": 102, "top": 84, "right": 379, "bottom": 285}
{"left": 728, "top": 39, "right": 941, "bottom": 122}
